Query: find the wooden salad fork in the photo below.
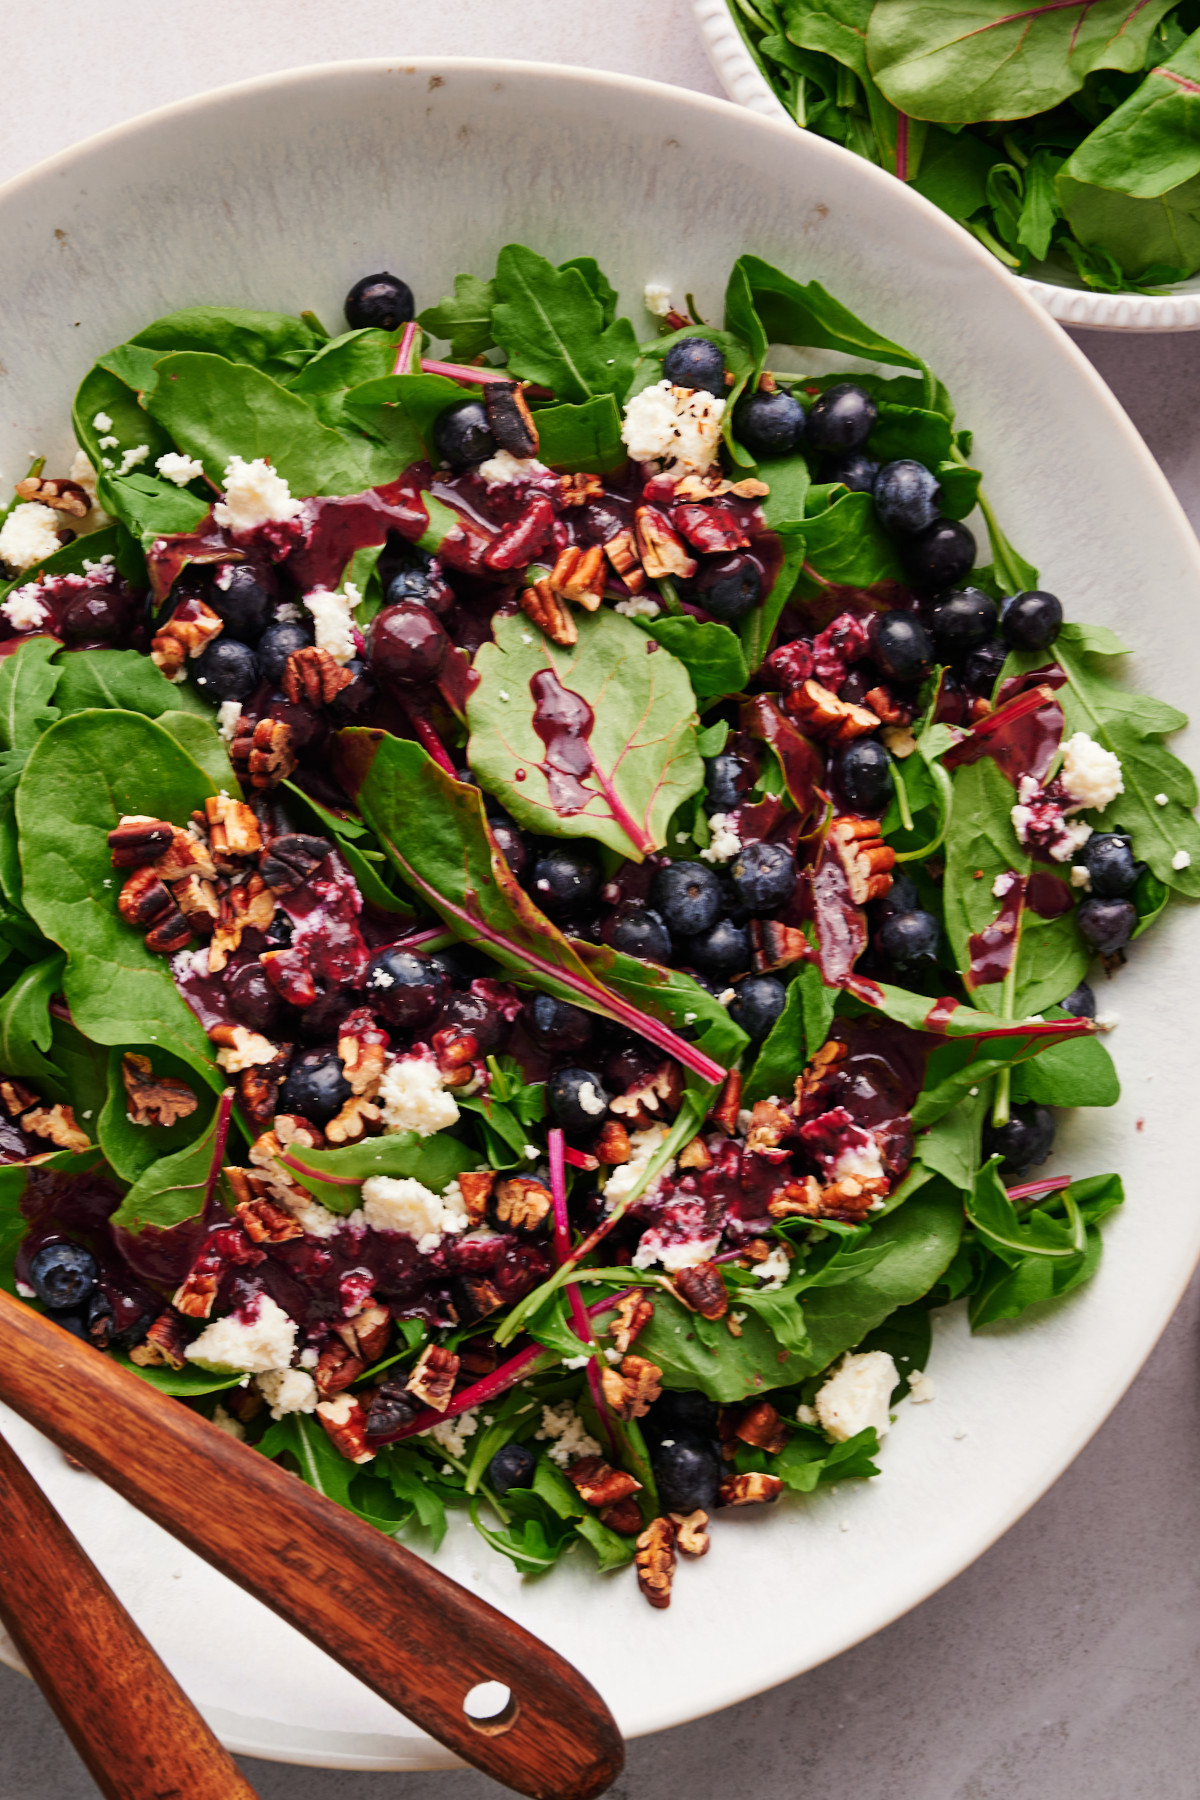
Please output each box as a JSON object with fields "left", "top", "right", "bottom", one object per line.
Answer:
{"left": 0, "top": 1290, "right": 624, "bottom": 1800}
{"left": 0, "top": 1425, "right": 261, "bottom": 1800}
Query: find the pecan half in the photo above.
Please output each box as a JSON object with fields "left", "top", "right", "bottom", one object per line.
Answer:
{"left": 234, "top": 1194, "right": 303, "bottom": 1244}
{"left": 15, "top": 475, "right": 91, "bottom": 517}
{"left": 337, "top": 1302, "right": 392, "bottom": 1364}
{"left": 828, "top": 815, "right": 896, "bottom": 905}
{"left": 602, "top": 527, "right": 646, "bottom": 593}
{"left": 336, "top": 1012, "right": 388, "bottom": 1098}
{"left": 673, "top": 1262, "right": 728, "bottom": 1321}
{"left": 314, "top": 1340, "right": 366, "bottom": 1400}
{"left": 610, "top": 1061, "right": 683, "bottom": 1131}
{"left": 677, "top": 1136, "right": 714, "bottom": 1171}
{"left": 734, "top": 1400, "right": 788, "bottom": 1454}
{"left": 753, "top": 919, "right": 810, "bottom": 974}
{"left": 609, "top": 1291, "right": 654, "bottom": 1354}
{"left": 128, "top": 1308, "right": 189, "bottom": 1370}
{"left": 145, "top": 908, "right": 193, "bottom": 955}
{"left": 566, "top": 1456, "right": 642, "bottom": 1508}
{"left": 709, "top": 1069, "right": 742, "bottom": 1136}
{"left": 209, "top": 1023, "right": 279, "bottom": 1074}
{"left": 23, "top": 1104, "right": 90, "bottom": 1153}
{"left": 816, "top": 1175, "right": 886, "bottom": 1222}
{"left": 594, "top": 1119, "right": 631, "bottom": 1165}
{"left": 600, "top": 1353, "right": 662, "bottom": 1420}
{"left": 238, "top": 1055, "right": 288, "bottom": 1132}
{"left": 151, "top": 596, "right": 223, "bottom": 679}
{"left": 491, "top": 1176, "right": 552, "bottom": 1235}
{"left": 547, "top": 544, "right": 605, "bottom": 610}
{"left": 863, "top": 684, "right": 914, "bottom": 728}
{"left": 204, "top": 793, "right": 263, "bottom": 861}
{"left": 598, "top": 1496, "right": 644, "bottom": 1536}
{"left": 744, "top": 1100, "right": 793, "bottom": 1156}
{"left": 0, "top": 1077, "right": 38, "bottom": 1117}
{"left": 208, "top": 875, "right": 277, "bottom": 973}
{"left": 323, "top": 1094, "right": 381, "bottom": 1144}
{"left": 454, "top": 1275, "right": 505, "bottom": 1323}
{"left": 282, "top": 647, "right": 353, "bottom": 708}
{"left": 229, "top": 716, "right": 297, "bottom": 791}
{"left": 118, "top": 866, "right": 176, "bottom": 931}
{"left": 458, "top": 1168, "right": 497, "bottom": 1226}
{"left": 670, "top": 1509, "right": 711, "bottom": 1556}
{"left": 784, "top": 678, "right": 879, "bottom": 743}
{"left": 171, "top": 872, "right": 220, "bottom": 936}
{"left": 484, "top": 379, "right": 540, "bottom": 458}
{"left": 316, "top": 1394, "right": 375, "bottom": 1463}
{"left": 172, "top": 1268, "right": 221, "bottom": 1320}
{"left": 519, "top": 577, "right": 577, "bottom": 646}
{"left": 154, "top": 826, "right": 218, "bottom": 885}
{"left": 718, "top": 1472, "right": 783, "bottom": 1507}
{"left": 107, "top": 815, "right": 175, "bottom": 868}
{"left": 405, "top": 1343, "right": 460, "bottom": 1412}
{"left": 259, "top": 831, "right": 332, "bottom": 892}
{"left": 121, "top": 1053, "right": 199, "bottom": 1128}
{"left": 635, "top": 1517, "right": 677, "bottom": 1609}
{"left": 634, "top": 506, "right": 696, "bottom": 581}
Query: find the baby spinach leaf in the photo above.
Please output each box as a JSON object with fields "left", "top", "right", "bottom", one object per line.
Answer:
{"left": 116, "top": 1356, "right": 242, "bottom": 1397}
{"left": 794, "top": 489, "right": 903, "bottom": 596}
{"left": 338, "top": 377, "right": 426, "bottom": 469}
{"left": 1010, "top": 1006, "right": 1119, "bottom": 1106}
{"left": 285, "top": 328, "right": 405, "bottom": 431}
{"left": 532, "top": 397, "right": 626, "bottom": 473}
{"left": 731, "top": 253, "right": 925, "bottom": 370}
{"left": 17, "top": 710, "right": 221, "bottom": 1083}
{"left": 71, "top": 364, "right": 175, "bottom": 496}
{"left": 0, "top": 952, "right": 65, "bottom": 1087}
{"left": 467, "top": 608, "right": 704, "bottom": 860}
{"left": 910, "top": 124, "right": 1001, "bottom": 218}
{"left": 637, "top": 614, "right": 749, "bottom": 701}
{"left": 385, "top": 372, "right": 474, "bottom": 459}
{"left": 0, "top": 524, "right": 139, "bottom": 605}
{"left": 54, "top": 648, "right": 209, "bottom": 722}
{"left": 101, "top": 473, "right": 210, "bottom": 545}
{"left": 0, "top": 638, "right": 62, "bottom": 750}
{"left": 756, "top": 452, "right": 810, "bottom": 530}
{"left": 1065, "top": 30, "right": 1200, "bottom": 199}
{"left": 98, "top": 1044, "right": 215, "bottom": 1184}
{"left": 417, "top": 273, "right": 498, "bottom": 361}
{"left": 491, "top": 245, "right": 639, "bottom": 403}
{"left": 127, "top": 305, "right": 325, "bottom": 378}
{"left": 154, "top": 710, "right": 242, "bottom": 794}
{"left": 109, "top": 1091, "right": 225, "bottom": 1233}
{"left": 867, "top": 402, "right": 952, "bottom": 466}
{"left": 272, "top": 1131, "right": 478, "bottom": 1215}
{"left": 858, "top": 1299, "right": 933, "bottom": 1397}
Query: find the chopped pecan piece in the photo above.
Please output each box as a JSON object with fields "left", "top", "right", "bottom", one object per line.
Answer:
{"left": 457, "top": 1168, "right": 497, "bottom": 1226}
{"left": 608, "top": 1291, "right": 654, "bottom": 1354}
{"left": 547, "top": 543, "right": 605, "bottom": 610}
{"left": 492, "top": 1176, "right": 552, "bottom": 1235}
{"left": 336, "top": 1302, "right": 391, "bottom": 1364}
{"left": 209, "top": 1023, "right": 279, "bottom": 1074}
{"left": 753, "top": 919, "right": 810, "bottom": 973}
{"left": 816, "top": 1175, "right": 886, "bottom": 1221}
{"left": 151, "top": 596, "right": 223, "bottom": 678}
{"left": 863, "top": 684, "right": 914, "bottom": 728}
{"left": 709, "top": 1069, "right": 742, "bottom": 1136}
{"left": 635, "top": 1517, "right": 677, "bottom": 1609}
{"left": 744, "top": 1100, "right": 793, "bottom": 1156}
{"left": 768, "top": 1176, "right": 822, "bottom": 1219}
{"left": 673, "top": 473, "right": 768, "bottom": 502}
{"left": 405, "top": 1344, "right": 460, "bottom": 1412}
{"left": 602, "top": 527, "right": 646, "bottom": 593}
{"left": 455, "top": 1276, "right": 505, "bottom": 1323}
{"left": 795, "top": 1038, "right": 848, "bottom": 1106}
{"left": 172, "top": 1269, "right": 220, "bottom": 1320}
{"left": 594, "top": 1119, "right": 631, "bottom": 1165}
{"left": 670, "top": 1509, "right": 711, "bottom": 1556}
{"left": 259, "top": 831, "right": 332, "bottom": 891}
{"left": 171, "top": 872, "right": 220, "bottom": 936}
{"left": 229, "top": 715, "right": 297, "bottom": 790}
{"left": 282, "top": 647, "right": 353, "bottom": 708}
{"left": 204, "top": 793, "right": 263, "bottom": 860}
{"left": 828, "top": 815, "right": 896, "bottom": 905}
{"left": 519, "top": 577, "right": 576, "bottom": 647}
{"left": 117, "top": 866, "right": 176, "bottom": 931}
{"left": 0, "top": 1077, "right": 38, "bottom": 1117}
{"left": 23, "top": 1104, "right": 90, "bottom": 1153}
{"left": 598, "top": 1496, "right": 644, "bottom": 1535}
{"left": 121, "top": 1053, "right": 199, "bottom": 1128}
{"left": 316, "top": 1394, "right": 375, "bottom": 1463}
{"left": 634, "top": 506, "right": 696, "bottom": 580}
{"left": 610, "top": 1060, "right": 683, "bottom": 1130}
{"left": 673, "top": 1261, "right": 728, "bottom": 1320}
{"left": 107, "top": 815, "right": 175, "bottom": 868}
{"left": 208, "top": 875, "right": 277, "bottom": 973}
{"left": 458, "top": 1338, "right": 502, "bottom": 1376}
{"left": 314, "top": 1340, "right": 366, "bottom": 1400}
{"left": 15, "top": 474, "right": 91, "bottom": 516}
{"left": 677, "top": 1136, "right": 713, "bottom": 1171}
{"left": 145, "top": 908, "right": 193, "bottom": 954}
{"left": 129, "top": 1308, "right": 189, "bottom": 1370}
{"left": 323, "top": 1094, "right": 381, "bottom": 1144}
{"left": 237, "top": 1053, "right": 289, "bottom": 1132}
{"left": 600, "top": 1354, "right": 662, "bottom": 1420}
{"left": 566, "top": 1456, "right": 642, "bottom": 1508}
{"left": 259, "top": 945, "right": 318, "bottom": 1007}
{"left": 560, "top": 471, "right": 604, "bottom": 507}
{"left": 784, "top": 678, "right": 879, "bottom": 743}
{"left": 734, "top": 1400, "right": 788, "bottom": 1454}
{"left": 718, "top": 1472, "right": 783, "bottom": 1507}
{"left": 154, "top": 826, "right": 218, "bottom": 885}
{"left": 336, "top": 1013, "right": 388, "bottom": 1097}
{"left": 484, "top": 379, "right": 539, "bottom": 457}
{"left": 235, "top": 1194, "right": 303, "bottom": 1244}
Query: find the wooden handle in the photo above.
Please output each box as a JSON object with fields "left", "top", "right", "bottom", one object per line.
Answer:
{"left": 0, "top": 1426, "right": 261, "bottom": 1800}
{"left": 0, "top": 1291, "right": 624, "bottom": 1800}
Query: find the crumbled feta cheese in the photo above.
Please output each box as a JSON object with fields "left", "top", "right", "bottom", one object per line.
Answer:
{"left": 1155, "top": 792, "right": 1169, "bottom": 806}
{"left": 577, "top": 1080, "right": 607, "bottom": 1118}
{"left": 185, "top": 1294, "right": 298, "bottom": 1374}
{"left": 562, "top": 1353, "right": 591, "bottom": 1370}
{"left": 992, "top": 871, "right": 1014, "bottom": 898}
{"left": 523, "top": 1143, "right": 539, "bottom": 1160}
{"left": 216, "top": 699, "right": 242, "bottom": 743}
{"left": 907, "top": 1368, "right": 936, "bottom": 1404}
{"left": 212, "top": 455, "right": 303, "bottom": 534}
{"left": 720, "top": 989, "right": 737, "bottom": 1008}
{"left": 275, "top": 1189, "right": 344, "bottom": 1239}
{"left": 602, "top": 1124, "right": 670, "bottom": 1206}
{"left": 156, "top": 450, "right": 206, "bottom": 486}
{"left": 15, "top": 1280, "right": 35, "bottom": 1299}
{"left": 1174, "top": 848, "right": 1192, "bottom": 870}
{"left": 620, "top": 379, "right": 726, "bottom": 474}
{"left": 275, "top": 600, "right": 303, "bottom": 623}
{"left": 795, "top": 1403, "right": 817, "bottom": 1426}
{"left": 700, "top": 813, "right": 741, "bottom": 864}
{"left": 614, "top": 596, "right": 662, "bottom": 619}
{"left": 362, "top": 1174, "right": 467, "bottom": 1251}
{"left": 116, "top": 443, "right": 150, "bottom": 476}
{"left": 98, "top": 435, "right": 119, "bottom": 451}
{"left": 92, "top": 411, "right": 114, "bottom": 432}
{"left": 426, "top": 1408, "right": 479, "bottom": 1459}
{"left": 633, "top": 1226, "right": 721, "bottom": 1272}
{"left": 814, "top": 1350, "right": 898, "bottom": 1442}
{"left": 210, "top": 1404, "right": 246, "bottom": 1440}
{"left": 256, "top": 1367, "right": 318, "bottom": 1419}
{"left": 1, "top": 585, "right": 49, "bottom": 631}
{"left": 1059, "top": 731, "right": 1123, "bottom": 813}
{"left": 303, "top": 586, "right": 356, "bottom": 665}
{"left": 830, "top": 1131, "right": 886, "bottom": 1186}
{"left": 754, "top": 1246, "right": 792, "bottom": 1290}
{"left": 1070, "top": 865, "right": 1091, "bottom": 890}
{"left": 0, "top": 503, "right": 61, "bottom": 572}
{"left": 475, "top": 448, "right": 549, "bottom": 486}
{"left": 536, "top": 1402, "right": 601, "bottom": 1468}
{"left": 643, "top": 283, "right": 673, "bottom": 317}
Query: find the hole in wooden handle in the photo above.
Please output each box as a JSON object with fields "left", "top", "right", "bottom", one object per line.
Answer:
{"left": 463, "top": 1680, "right": 519, "bottom": 1736}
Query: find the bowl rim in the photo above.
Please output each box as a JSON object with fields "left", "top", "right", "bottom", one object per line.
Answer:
{"left": 691, "top": 0, "right": 1200, "bottom": 334}
{"left": 1, "top": 51, "right": 1199, "bottom": 1767}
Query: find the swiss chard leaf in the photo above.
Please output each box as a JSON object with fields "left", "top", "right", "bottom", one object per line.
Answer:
{"left": 491, "top": 245, "right": 639, "bottom": 403}
{"left": 1064, "top": 28, "right": 1200, "bottom": 200}
{"left": 109, "top": 1090, "right": 225, "bottom": 1234}
{"left": 271, "top": 1131, "right": 479, "bottom": 1215}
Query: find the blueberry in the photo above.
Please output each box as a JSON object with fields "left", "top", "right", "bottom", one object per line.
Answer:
{"left": 651, "top": 1436, "right": 722, "bottom": 1513}
{"left": 651, "top": 861, "right": 723, "bottom": 936}
{"left": 385, "top": 562, "right": 454, "bottom": 617}
{"left": 85, "top": 1290, "right": 114, "bottom": 1347}
{"left": 192, "top": 638, "right": 259, "bottom": 703}
{"left": 363, "top": 948, "right": 450, "bottom": 1028}
{"left": 429, "top": 945, "right": 474, "bottom": 988}
{"left": 485, "top": 806, "right": 531, "bottom": 879}
{"left": 1060, "top": 981, "right": 1096, "bottom": 1020}
{"left": 488, "top": 1441, "right": 537, "bottom": 1496}
{"left": 602, "top": 902, "right": 673, "bottom": 963}
{"left": 257, "top": 620, "right": 313, "bottom": 684}
{"left": 28, "top": 1242, "right": 98, "bottom": 1312}
{"left": 870, "top": 611, "right": 933, "bottom": 684}
{"left": 805, "top": 382, "right": 878, "bottom": 453}
{"left": 1079, "top": 832, "right": 1139, "bottom": 898}
{"left": 370, "top": 601, "right": 449, "bottom": 684}
{"left": 902, "top": 519, "right": 976, "bottom": 592}
{"left": 531, "top": 845, "right": 601, "bottom": 915}
{"left": 827, "top": 452, "right": 880, "bottom": 494}
{"left": 873, "top": 460, "right": 941, "bottom": 534}
{"left": 983, "top": 1103, "right": 1055, "bottom": 1175}
{"left": 730, "top": 840, "right": 796, "bottom": 912}
{"left": 344, "top": 271, "right": 415, "bottom": 331}
{"left": 732, "top": 388, "right": 806, "bottom": 457}
{"left": 685, "top": 916, "right": 750, "bottom": 975}
{"left": 432, "top": 398, "right": 496, "bottom": 470}
{"left": 874, "top": 871, "right": 920, "bottom": 921}
{"left": 279, "top": 1049, "right": 352, "bottom": 1125}
{"left": 207, "top": 563, "right": 275, "bottom": 643}
{"left": 729, "top": 973, "right": 787, "bottom": 1040}
{"left": 437, "top": 989, "right": 505, "bottom": 1050}
{"left": 646, "top": 1388, "right": 719, "bottom": 1441}
{"left": 963, "top": 638, "right": 1008, "bottom": 698}
{"left": 522, "top": 992, "right": 595, "bottom": 1053}
{"left": 695, "top": 553, "right": 763, "bottom": 624}
{"left": 832, "top": 739, "right": 893, "bottom": 815}
{"left": 928, "top": 587, "right": 999, "bottom": 660}
{"left": 877, "top": 908, "right": 940, "bottom": 970}
{"left": 548, "top": 1066, "right": 611, "bottom": 1133}
{"left": 1001, "top": 589, "right": 1063, "bottom": 652}
{"left": 705, "top": 752, "right": 754, "bottom": 813}
{"left": 1076, "top": 896, "right": 1136, "bottom": 956}
{"left": 328, "top": 657, "right": 376, "bottom": 722}
{"left": 661, "top": 336, "right": 726, "bottom": 395}
{"left": 226, "top": 962, "right": 281, "bottom": 1033}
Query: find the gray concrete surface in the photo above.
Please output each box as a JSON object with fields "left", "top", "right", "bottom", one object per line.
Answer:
{"left": 3, "top": 6, "right": 1200, "bottom": 1795}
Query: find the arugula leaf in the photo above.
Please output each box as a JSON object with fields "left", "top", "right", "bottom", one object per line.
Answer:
{"left": 558, "top": 257, "right": 620, "bottom": 328}
{"left": 259, "top": 1412, "right": 422, "bottom": 1534}
{"left": 0, "top": 638, "right": 62, "bottom": 750}
{"left": 743, "top": 963, "right": 833, "bottom": 1105}
{"left": 417, "top": 273, "right": 498, "bottom": 362}
{"left": 0, "top": 952, "right": 65, "bottom": 1086}
{"left": 771, "top": 1425, "right": 881, "bottom": 1491}
{"left": 467, "top": 608, "right": 704, "bottom": 860}
{"left": 730, "top": 254, "right": 925, "bottom": 371}
{"left": 491, "top": 245, "right": 639, "bottom": 403}
{"left": 637, "top": 615, "right": 749, "bottom": 702}
{"left": 272, "top": 1131, "right": 479, "bottom": 1215}
{"left": 532, "top": 1458, "right": 635, "bottom": 1570}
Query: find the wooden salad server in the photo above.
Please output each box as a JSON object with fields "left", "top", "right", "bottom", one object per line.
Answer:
{"left": 0, "top": 1426, "right": 262, "bottom": 1800}
{"left": 0, "top": 1291, "right": 625, "bottom": 1800}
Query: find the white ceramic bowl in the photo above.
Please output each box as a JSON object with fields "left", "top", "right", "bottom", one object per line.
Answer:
{"left": 693, "top": 0, "right": 1200, "bottom": 332}
{"left": 1, "top": 56, "right": 1199, "bottom": 1772}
